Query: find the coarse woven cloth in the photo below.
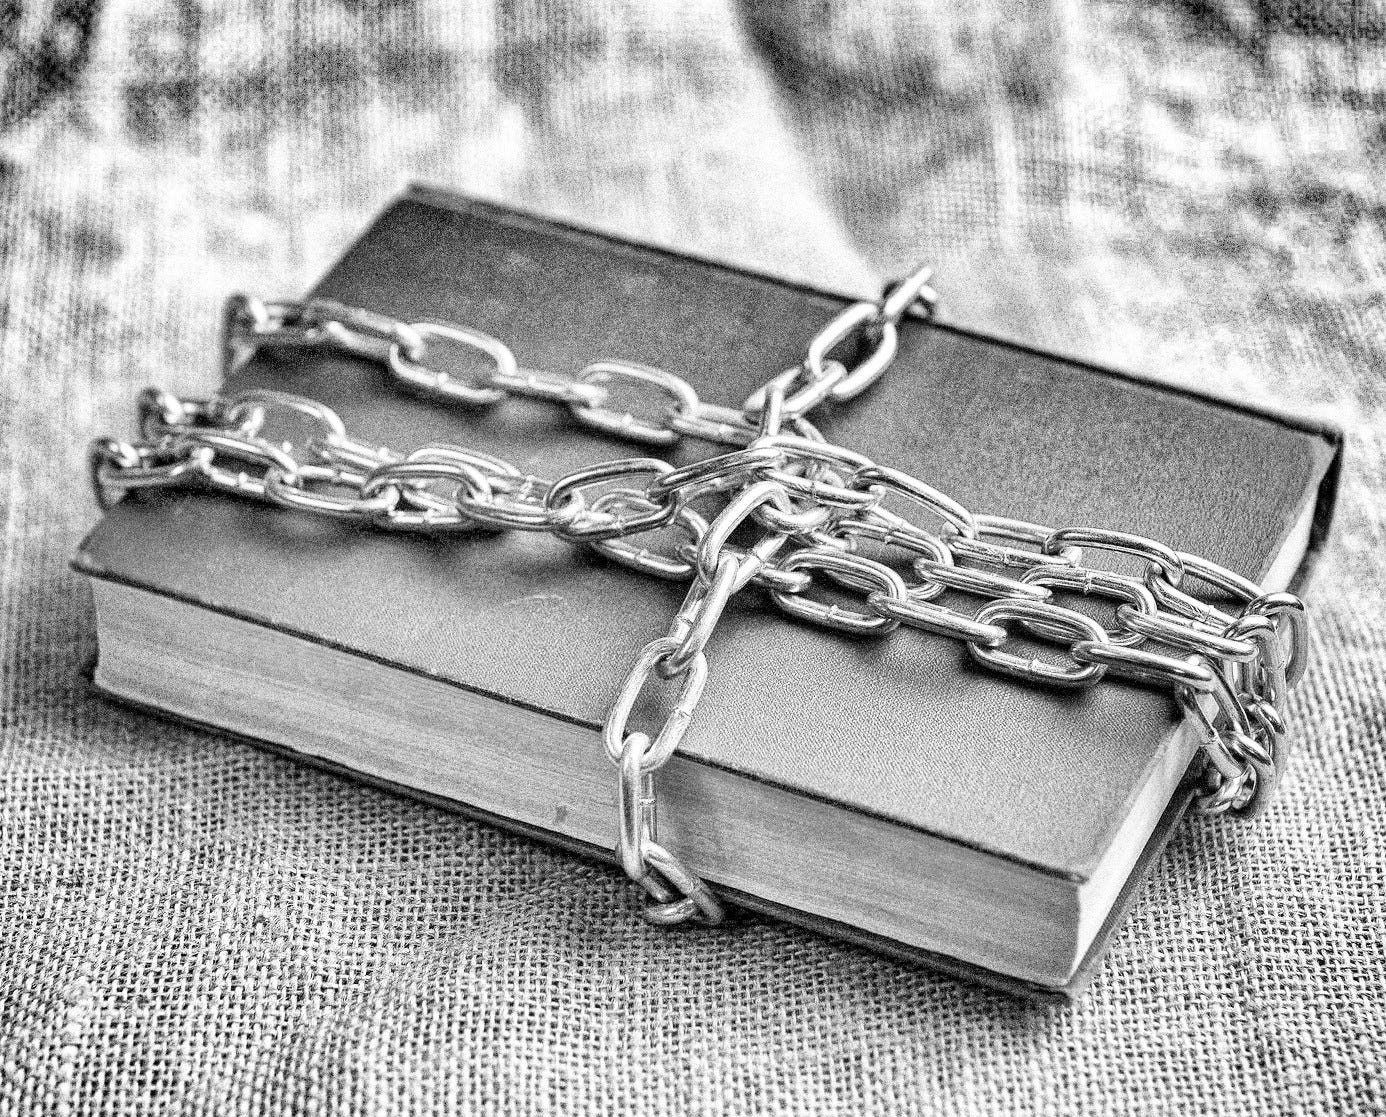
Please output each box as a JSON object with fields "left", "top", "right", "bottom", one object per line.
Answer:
{"left": 1, "top": 1, "right": 1383, "bottom": 1113}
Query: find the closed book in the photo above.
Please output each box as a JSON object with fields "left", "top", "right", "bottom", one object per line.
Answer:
{"left": 74, "top": 186, "right": 1341, "bottom": 998}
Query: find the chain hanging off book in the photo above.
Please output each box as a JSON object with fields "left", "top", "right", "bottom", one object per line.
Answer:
{"left": 89, "top": 266, "right": 1308, "bottom": 929}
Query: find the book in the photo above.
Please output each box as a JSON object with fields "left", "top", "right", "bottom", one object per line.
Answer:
{"left": 74, "top": 185, "right": 1342, "bottom": 999}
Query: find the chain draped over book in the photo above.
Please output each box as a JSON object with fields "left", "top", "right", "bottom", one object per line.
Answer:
{"left": 89, "top": 269, "right": 1308, "bottom": 928}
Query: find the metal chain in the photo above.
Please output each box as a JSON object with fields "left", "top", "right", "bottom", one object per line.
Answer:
{"left": 89, "top": 267, "right": 1308, "bottom": 928}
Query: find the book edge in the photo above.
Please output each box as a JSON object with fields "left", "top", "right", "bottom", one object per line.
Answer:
{"left": 70, "top": 553, "right": 1092, "bottom": 885}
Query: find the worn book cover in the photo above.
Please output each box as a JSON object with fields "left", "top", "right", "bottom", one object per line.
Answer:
{"left": 74, "top": 186, "right": 1342, "bottom": 998}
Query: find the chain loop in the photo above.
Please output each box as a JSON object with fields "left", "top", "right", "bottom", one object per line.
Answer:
{"left": 568, "top": 362, "right": 699, "bottom": 447}
{"left": 1020, "top": 566, "right": 1158, "bottom": 647}
{"left": 264, "top": 463, "right": 401, "bottom": 518}
{"left": 769, "top": 549, "right": 909, "bottom": 635}
{"left": 947, "top": 515, "right": 1082, "bottom": 570}
{"left": 1246, "top": 592, "right": 1310, "bottom": 686}
{"left": 177, "top": 428, "right": 300, "bottom": 499}
{"left": 603, "top": 637, "right": 708, "bottom": 772}
{"left": 544, "top": 459, "right": 676, "bottom": 542}
{"left": 388, "top": 322, "right": 511, "bottom": 407}
{"left": 853, "top": 464, "right": 978, "bottom": 540}
{"left": 802, "top": 303, "right": 896, "bottom": 403}
{"left": 968, "top": 600, "right": 1111, "bottom": 688}
{"left": 588, "top": 503, "right": 709, "bottom": 581}
{"left": 1045, "top": 528, "right": 1185, "bottom": 586}
{"left": 362, "top": 458, "right": 493, "bottom": 531}
{"left": 1177, "top": 659, "right": 1279, "bottom": 816}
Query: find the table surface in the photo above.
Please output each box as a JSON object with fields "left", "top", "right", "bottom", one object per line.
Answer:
{"left": 1, "top": 2, "right": 1381, "bottom": 1114}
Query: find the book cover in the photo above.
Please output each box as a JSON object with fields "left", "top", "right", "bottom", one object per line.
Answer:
{"left": 74, "top": 186, "right": 1342, "bottom": 997}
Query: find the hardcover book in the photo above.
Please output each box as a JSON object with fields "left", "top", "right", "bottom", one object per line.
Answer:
{"left": 74, "top": 186, "right": 1341, "bottom": 998}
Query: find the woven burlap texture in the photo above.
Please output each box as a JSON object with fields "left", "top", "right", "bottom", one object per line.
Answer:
{"left": 1, "top": 1, "right": 1383, "bottom": 1113}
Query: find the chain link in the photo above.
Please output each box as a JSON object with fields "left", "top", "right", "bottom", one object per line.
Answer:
{"left": 90, "top": 269, "right": 1309, "bottom": 926}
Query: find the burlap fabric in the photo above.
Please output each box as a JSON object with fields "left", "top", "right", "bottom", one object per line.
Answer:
{"left": 2, "top": 2, "right": 1383, "bottom": 1113}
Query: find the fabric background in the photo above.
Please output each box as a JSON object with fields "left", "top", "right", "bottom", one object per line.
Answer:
{"left": 2, "top": 1, "right": 1383, "bottom": 1113}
